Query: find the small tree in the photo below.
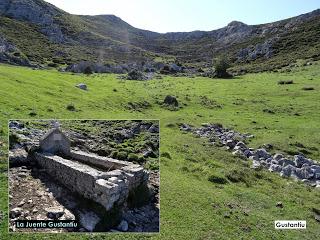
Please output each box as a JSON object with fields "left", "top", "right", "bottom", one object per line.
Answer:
{"left": 84, "top": 66, "right": 93, "bottom": 75}
{"left": 213, "top": 57, "right": 230, "bottom": 78}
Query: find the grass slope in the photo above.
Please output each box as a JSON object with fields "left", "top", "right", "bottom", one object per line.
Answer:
{"left": 0, "top": 63, "right": 319, "bottom": 239}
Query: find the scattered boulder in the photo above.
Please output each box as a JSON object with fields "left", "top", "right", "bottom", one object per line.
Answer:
{"left": 45, "top": 206, "right": 65, "bottom": 220}
{"left": 160, "top": 64, "right": 183, "bottom": 74}
{"left": 294, "top": 155, "right": 312, "bottom": 168}
{"left": 126, "top": 69, "right": 147, "bottom": 80}
{"left": 281, "top": 165, "right": 296, "bottom": 178}
{"left": 273, "top": 153, "right": 284, "bottom": 161}
{"left": 311, "top": 165, "right": 320, "bottom": 179}
{"left": 9, "top": 121, "right": 24, "bottom": 129}
{"left": 255, "top": 148, "right": 271, "bottom": 160}
{"left": 10, "top": 208, "right": 23, "bottom": 219}
{"left": 269, "top": 164, "right": 282, "bottom": 173}
{"left": 295, "top": 167, "right": 314, "bottom": 179}
{"left": 180, "top": 123, "right": 192, "bottom": 132}
{"left": 276, "top": 202, "right": 284, "bottom": 208}
{"left": 278, "top": 158, "right": 295, "bottom": 167}
{"left": 234, "top": 141, "right": 247, "bottom": 151}
{"left": 226, "top": 139, "right": 237, "bottom": 149}
{"left": 148, "top": 125, "right": 159, "bottom": 133}
{"left": 76, "top": 83, "right": 87, "bottom": 91}
{"left": 252, "top": 160, "right": 262, "bottom": 169}
{"left": 163, "top": 95, "right": 179, "bottom": 107}
{"left": 117, "top": 220, "right": 129, "bottom": 232}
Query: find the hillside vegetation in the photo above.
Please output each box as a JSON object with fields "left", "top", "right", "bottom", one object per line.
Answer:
{"left": 0, "top": 0, "right": 319, "bottom": 71}
{"left": 0, "top": 62, "right": 319, "bottom": 239}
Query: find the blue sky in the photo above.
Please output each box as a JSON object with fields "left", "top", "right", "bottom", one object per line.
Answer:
{"left": 45, "top": 0, "right": 320, "bottom": 33}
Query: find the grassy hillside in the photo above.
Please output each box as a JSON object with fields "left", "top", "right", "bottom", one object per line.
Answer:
{"left": 0, "top": 63, "right": 320, "bottom": 239}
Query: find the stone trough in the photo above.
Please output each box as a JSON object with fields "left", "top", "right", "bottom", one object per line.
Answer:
{"left": 33, "top": 128, "right": 149, "bottom": 212}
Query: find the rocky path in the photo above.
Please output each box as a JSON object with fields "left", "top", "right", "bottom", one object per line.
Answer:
{"left": 181, "top": 123, "right": 320, "bottom": 188}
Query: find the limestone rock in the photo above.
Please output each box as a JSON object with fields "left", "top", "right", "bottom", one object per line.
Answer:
{"left": 79, "top": 211, "right": 100, "bottom": 232}
{"left": 255, "top": 148, "right": 271, "bottom": 160}
{"left": 278, "top": 158, "right": 295, "bottom": 167}
{"left": 273, "top": 153, "right": 284, "bottom": 161}
{"left": 76, "top": 83, "right": 87, "bottom": 91}
{"left": 45, "top": 206, "right": 65, "bottom": 219}
{"left": 117, "top": 220, "right": 129, "bottom": 232}
{"left": 294, "top": 155, "right": 311, "bottom": 168}
{"left": 269, "top": 164, "right": 282, "bottom": 173}
{"left": 280, "top": 165, "right": 296, "bottom": 178}
{"left": 10, "top": 208, "right": 23, "bottom": 219}
{"left": 295, "top": 167, "right": 314, "bottom": 179}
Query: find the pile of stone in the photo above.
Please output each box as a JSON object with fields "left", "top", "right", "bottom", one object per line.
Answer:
{"left": 126, "top": 70, "right": 148, "bottom": 80}
{"left": 181, "top": 123, "right": 320, "bottom": 187}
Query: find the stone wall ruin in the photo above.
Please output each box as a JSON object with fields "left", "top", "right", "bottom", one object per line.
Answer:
{"left": 34, "top": 128, "right": 149, "bottom": 212}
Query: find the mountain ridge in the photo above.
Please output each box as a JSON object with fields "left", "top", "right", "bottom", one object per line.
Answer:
{"left": 0, "top": 0, "right": 319, "bottom": 72}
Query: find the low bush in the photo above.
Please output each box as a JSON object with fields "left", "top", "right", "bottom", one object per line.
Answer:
{"left": 278, "top": 80, "right": 293, "bottom": 85}
{"left": 208, "top": 175, "right": 228, "bottom": 184}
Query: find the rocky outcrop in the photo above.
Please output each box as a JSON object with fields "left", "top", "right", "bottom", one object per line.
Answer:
{"left": 0, "top": 35, "right": 30, "bottom": 65}
{"left": 237, "top": 38, "right": 275, "bottom": 61}
{"left": 0, "top": 0, "right": 66, "bottom": 43}
{"left": 66, "top": 61, "right": 127, "bottom": 74}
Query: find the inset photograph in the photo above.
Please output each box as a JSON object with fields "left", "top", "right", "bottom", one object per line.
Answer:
{"left": 8, "top": 120, "right": 159, "bottom": 233}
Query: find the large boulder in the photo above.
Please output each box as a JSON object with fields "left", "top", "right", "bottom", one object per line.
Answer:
{"left": 310, "top": 165, "right": 320, "bottom": 179}
{"left": 278, "top": 158, "right": 295, "bottom": 167}
{"left": 269, "top": 164, "right": 282, "bottom": 172}
{"left": 255, "top": 148, "right": 271, "bottom": 160}
{"left": 163, "top": 95, "right": 179, "bottom": 107}
{"left": 294, "top": 155, "right": 312, "bottom": 168}
{"left": 295, "top": 167, "right": 314, "bottom": 180}
{"left": 280, "top": 165, "right": 297, "bottom": 178}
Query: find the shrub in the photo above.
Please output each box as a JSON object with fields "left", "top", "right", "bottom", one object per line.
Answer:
{"left": 117, "top": 151, "right": 128, "bottom": 160}
{"left": 66, "top": 104, "right": 76, "bottom": 111}
{"left": 48, "top": 62, "right": 58, "bottom": 68}
{"left": 29, "top": 110, "right": 37, "bottom": 117}
{"left": 9, "top": 133, "right": 20, "bottom": 149}
{"left": 161, "top": 152, "right": 172, "bottom": 159}
{"left": 128, "top": 153, "right": 139, "bottom": 162}
{"left": 213, "top": 57, "right": 231, "bottom": 78}
{"left": 302, "top": 86, "right": 315, "bottom": 91}
{"left": 84, "top": 66, "right": 93, "bottom": 75}
{"left": 226, "top": 169, "right": 252, "bottom": 187}
{"left": 145, "top": 157, "right": 159, "bottom": 170}
{"left": 208, "top": 175, "right": 228, "bottom": 184}
{"left": 110, "top": 151, "right": 118, "bottom": 158}
{"left": 278, "top": 80, "right": 294, "bottom": 85}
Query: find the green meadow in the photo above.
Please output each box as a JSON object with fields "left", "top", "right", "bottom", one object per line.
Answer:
{"left": 0, "top": 62, "right": 319, "bottom": 239}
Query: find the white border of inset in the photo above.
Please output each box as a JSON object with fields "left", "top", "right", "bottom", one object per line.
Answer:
{"left": 7, "top": 118, "right": 160, "bottom": 235}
